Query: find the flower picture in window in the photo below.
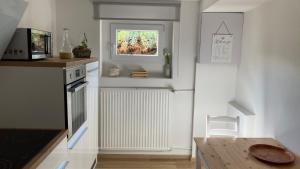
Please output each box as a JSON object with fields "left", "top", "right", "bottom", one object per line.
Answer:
{"left": 116, "top": 29, "right": 159, "bottom": 56}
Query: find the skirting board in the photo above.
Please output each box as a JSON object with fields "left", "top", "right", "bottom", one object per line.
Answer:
{"left": 98, "top": 148, "right": 192, "bottom": 156}
{"left": 98, "top": 154, "right": 192, "bottom": 160}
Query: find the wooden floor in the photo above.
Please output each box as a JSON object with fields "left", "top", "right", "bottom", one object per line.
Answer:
{"left": 96, "top": 157, "right": 195, "bottom": 169}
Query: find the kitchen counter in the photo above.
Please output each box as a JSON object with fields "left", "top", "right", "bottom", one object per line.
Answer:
{"left": 0, "top": 57, "right": 98, "bottom": 68}
{"left": 0, "top": 129, "right": 68, "bottom": 169}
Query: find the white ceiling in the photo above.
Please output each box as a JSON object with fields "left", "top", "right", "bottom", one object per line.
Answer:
{"left": 203, "top": 0, "right": 272, "bottom": 12}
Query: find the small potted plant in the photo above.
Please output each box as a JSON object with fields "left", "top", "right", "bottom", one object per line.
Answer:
{"left": 72, "top": 33, "right": 91, "bottom": 58}
{"left": 163, "top": 48, "right": 172, "bottom": 78}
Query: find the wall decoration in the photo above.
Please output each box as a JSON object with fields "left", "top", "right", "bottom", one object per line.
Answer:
{"left": 211, "top": 21, "right": 234, "bottom": 63}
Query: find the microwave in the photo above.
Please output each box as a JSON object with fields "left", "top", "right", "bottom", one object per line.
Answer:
{"left": 2, "top": 28, "right": 52, "bottom": 60}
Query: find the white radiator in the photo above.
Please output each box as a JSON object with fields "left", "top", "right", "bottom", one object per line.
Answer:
{"left": 100, "top": 88, "right": 173, "bottom": 151}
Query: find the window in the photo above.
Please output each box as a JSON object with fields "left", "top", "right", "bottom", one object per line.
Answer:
{"left": 116, "top": 29, "right": 159, "bottom": 56}
{"left": 111, "top": 23, "right": 165, "bottom": 63}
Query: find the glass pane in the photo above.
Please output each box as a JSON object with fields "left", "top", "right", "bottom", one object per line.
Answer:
{"left": 116, "top": 29, "right": 159, "bottom": 56}
{"left": 31, "top": 30, "right": 45, "bottom": 53}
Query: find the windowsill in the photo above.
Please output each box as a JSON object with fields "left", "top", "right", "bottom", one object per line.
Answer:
{"left": 101, "top": 72, "right": 173, "bottom": 80}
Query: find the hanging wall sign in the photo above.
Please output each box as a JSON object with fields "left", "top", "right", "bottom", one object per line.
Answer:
{"left": 211, "top": 21, "right": 234, "bottom": 63}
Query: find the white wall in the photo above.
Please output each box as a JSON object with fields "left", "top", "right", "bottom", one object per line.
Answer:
{"left": 101, "top": 20, "right": 173, "bottom": 76}
{"left": 18, "top": 0, "right": 57, "bottom": 52}
{"left": 7, "top": 0, "right": 199, "bottom": 156}
{"left": 53, "top": 0, "right": 198, "bottom": 155}
{"left": 18, "top": 0, "right": 55, "bottom": 31}
{"left": 55, "top": 0, "right": 100, "bottom": 57}
{"left": 192, "top": 64, "right": 238, "bottom": 154}
{"left": 17, "top": 0, "right": 100, "bottom": 58}
{"left": 203, "top": 0, "right": 272, "bottom": 12}
{"left": 0, "top": 0, "right": 27, "bottom": 58}
{"left": 201, "top": 0, "right": 218, "bottom": 11}
{"left": 100, "top": 1, "right": 199, "bottom": 155}
{"left": 236, "top": 0, "right": 300, "bottom": 154}
{"left": 192, "top": 12, "right": 243, "bottom": 156}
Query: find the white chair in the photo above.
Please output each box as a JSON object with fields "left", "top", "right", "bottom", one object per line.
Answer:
{"left": 206, "top": 115, "right": 240, "bottom": 138}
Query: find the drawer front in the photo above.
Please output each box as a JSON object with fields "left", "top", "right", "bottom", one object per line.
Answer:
{"left": 68, "top": 124, "right": 89, "bottom": 152}
{"left": 56, "top": 161, "right": 69, "bottom": 169}
{"left": 66, "top": 154, "right": 96, "bottom": 169}
{"left": 37, "top": 137, "right": 68, "bottom": 169}
{"left": 67, "top": 125, "right": 97, "bottom": 169}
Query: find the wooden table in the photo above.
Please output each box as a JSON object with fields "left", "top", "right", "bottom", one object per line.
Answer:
{"left": 194, "top": 138, "right": 300, "bottom": 169}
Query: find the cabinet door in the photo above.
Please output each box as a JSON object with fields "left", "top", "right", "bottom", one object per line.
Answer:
{"left": 86, "top": 65, "right": 99, "bottom": 156}
{"left": 67, "top": 127, "right": 97, "bottom": 169}
{"left": 67, "top": 122, "right": 89, "bottom": 152}
{"left": 87, "top": 86, "right": 99, "bottom": 155}
{"left": 67, "top": 87, "right": 98, "bottom": 154}
{"left": 37, "top": 137, "right": 68, "bottom": 169}
{"left": 63, "top": 65, "right": 99, "bottom": 169}
{"left": 66, "top": 153, "right": 96, "bottom": 169}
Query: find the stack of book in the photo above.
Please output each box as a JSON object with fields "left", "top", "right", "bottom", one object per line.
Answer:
{"left": 130, "top": 69, "right": 148, "bottom": 78}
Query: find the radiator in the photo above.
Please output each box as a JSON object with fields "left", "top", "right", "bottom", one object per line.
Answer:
{"left": 100, "top": 88, "right": 173, "bottom": 151}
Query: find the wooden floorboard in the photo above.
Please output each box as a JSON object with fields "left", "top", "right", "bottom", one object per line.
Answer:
{"left": 96, "top": 157, "right": 195, "bottom": 169}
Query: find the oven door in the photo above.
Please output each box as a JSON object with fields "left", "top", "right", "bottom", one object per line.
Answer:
{"left": 67, "top": 79, "right": 88, "bottom": 139}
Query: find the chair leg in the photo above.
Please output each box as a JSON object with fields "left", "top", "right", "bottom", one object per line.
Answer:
{"left": 196, "top": 148, "right": 201, "bottom": 169}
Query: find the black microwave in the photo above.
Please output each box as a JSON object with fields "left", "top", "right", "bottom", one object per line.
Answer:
{"left": 2, "top": 28, "right": 52, "bottom": 60}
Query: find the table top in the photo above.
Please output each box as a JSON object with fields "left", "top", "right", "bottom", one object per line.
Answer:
{"left": 194, "top": 138, "right": 300, "bottom": 169}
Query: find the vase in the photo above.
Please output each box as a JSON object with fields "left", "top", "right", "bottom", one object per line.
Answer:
{"left": 59, "top": 28, "right": 73, "bottom": 59}
{"left": 163, "top": 64, "right": 171, "bottom": 78}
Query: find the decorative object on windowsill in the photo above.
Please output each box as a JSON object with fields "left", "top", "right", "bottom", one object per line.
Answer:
{"left": 130, "top": 67, "right": 148, "bottom": 78}
{"left": 211, "top": 21, "right": 234, "bottom": 63}
{"left": 59, "top": 28, "right": 73, "bottom": 59}
{"left": 72, "top": 33, "right": 91, "bottom": 58}
{"left": 109, "top": 65, "right": 121, "bottom": 77}
{"left": 163, "top": 48, "right": 172, "bottom": 78}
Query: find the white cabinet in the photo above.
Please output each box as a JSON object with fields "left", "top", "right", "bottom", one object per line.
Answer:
{"left": 66, "top": 153, "right": 96, "bottom": 169}
{"left": 86, "top": 62, "right": 99, "bottom": 156}
{"left": 65, "top": 63, "right": 99, "bottom": 169}
{"left": 37, "top": 131, "right": 96, "bottom": 169}
{"left": 37, "top": 137, "right": 68, "bottom": 169}
{"left": 38, "top": 63, "right": 99, "bottom": 169}
{"left": 67, "top": 125, "right": 96, "bottom": 169}
{"left": 87, "top": 86, "right": 99, "bottom": 155}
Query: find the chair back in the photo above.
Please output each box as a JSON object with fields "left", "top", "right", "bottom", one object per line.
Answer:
{"left": 206, "top": 115, "right": 240, "bottom": 138}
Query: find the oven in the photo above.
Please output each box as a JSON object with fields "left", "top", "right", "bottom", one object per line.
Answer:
{"left": 65, "top": 65, "right": 88, "bottom": 139}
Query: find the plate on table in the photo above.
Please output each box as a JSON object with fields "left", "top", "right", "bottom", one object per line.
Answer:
{"left": 249, "top": 144, "right": 295, "bottom": 164}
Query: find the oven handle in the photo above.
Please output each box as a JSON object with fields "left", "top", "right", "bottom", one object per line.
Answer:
{"left": 68, "top": 81, "right": 88, "bottom": 93}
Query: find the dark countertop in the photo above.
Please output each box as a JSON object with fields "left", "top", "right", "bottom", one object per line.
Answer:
{"left": 0, "top": 129, "right": 68, "bottom": 169}
{"left": 0, "top": 57, "right": 98, "bottom": 68}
